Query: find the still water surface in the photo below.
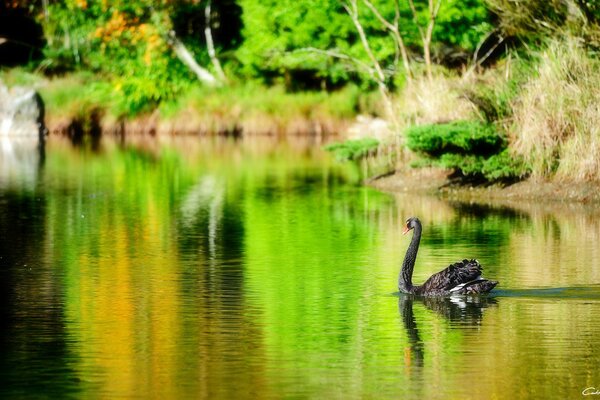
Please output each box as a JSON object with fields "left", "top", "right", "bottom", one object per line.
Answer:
{"left": 1, "top": 137, "right": 600, "bottom": 399}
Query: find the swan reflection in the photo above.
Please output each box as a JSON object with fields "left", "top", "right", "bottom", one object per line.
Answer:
{"left": 399, "top": 294, "right": 497, "bottom": 368}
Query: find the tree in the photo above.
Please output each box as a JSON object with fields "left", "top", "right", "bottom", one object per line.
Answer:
{"left": 37, "top": 0, "right": 240, "bottom": 113}
{"left": 238, "top": 0, "right": 493, "bottom": 88}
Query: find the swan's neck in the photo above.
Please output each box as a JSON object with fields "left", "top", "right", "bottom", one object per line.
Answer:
{"left": 399, "top": 223, "right": 421, "bottom": 293}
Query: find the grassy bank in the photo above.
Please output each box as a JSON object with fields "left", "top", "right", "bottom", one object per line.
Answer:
{"left": 349, "top": 37, "right": 600, "bottom": 187}
{"left": 4, "top": 37, "right": 600, "bottom": 187}
{"left": 510, "top": 39, "right": 600, "bottom": 182}
{"left": 0, "top": 69, "right": 382, "bottom": 137}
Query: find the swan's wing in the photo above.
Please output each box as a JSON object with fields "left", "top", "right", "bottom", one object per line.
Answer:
{"left": 450, "top": 279, "right": 498, "bottom": 294}
{"left": 420, "top": 259, "right": 483, "bottom": 292}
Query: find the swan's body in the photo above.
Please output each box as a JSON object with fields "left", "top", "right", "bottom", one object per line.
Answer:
{"left": 399, "top": 217, "right": 498, "bottom": 296}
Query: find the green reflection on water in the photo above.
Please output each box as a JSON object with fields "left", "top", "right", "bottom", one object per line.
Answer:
{"left": 0, "top": 137, "right": 599, "bottom": 399}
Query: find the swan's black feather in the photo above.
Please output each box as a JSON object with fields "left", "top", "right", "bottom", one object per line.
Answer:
{"left": 455, "top": 279, "right": 499, "bottom": 294}
{"left": 418, "top": 259, "right": 482, "bottom": 294}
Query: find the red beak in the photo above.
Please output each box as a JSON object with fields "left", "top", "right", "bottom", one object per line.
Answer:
{"left": 402, "top": 225, "right": 410, "bottom": 235}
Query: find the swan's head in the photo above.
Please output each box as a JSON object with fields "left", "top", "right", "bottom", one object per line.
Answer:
{"left": 402, "top": 217, "right": 420, "bottom": 235}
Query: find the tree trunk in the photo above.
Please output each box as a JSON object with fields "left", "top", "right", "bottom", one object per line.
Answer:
{"left": 204, "top": 0, "right": 226, "bottom": 82}
{"left": 344, "top": 0, "right": 395, "bottom": 122}
{"left": 166, "top": 30, "right": 218, "bottom": 86}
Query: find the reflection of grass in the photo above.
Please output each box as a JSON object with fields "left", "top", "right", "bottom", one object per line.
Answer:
{"left": 324, "top": 138, "right": 380, "bottom": 161}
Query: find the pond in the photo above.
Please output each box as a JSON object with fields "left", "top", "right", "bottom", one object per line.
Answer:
{"left": 1, "top": 136, "right": 599, "bottom": 399}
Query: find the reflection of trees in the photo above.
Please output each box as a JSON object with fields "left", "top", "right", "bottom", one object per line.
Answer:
{"left": 176, "top": 174, "right": 269, "bottom": 398}
{"left": 0, "top": 191, "right": 79, "bottom": 397}
{"left": 445, "top": 198, "right": 600, "bottom": 287}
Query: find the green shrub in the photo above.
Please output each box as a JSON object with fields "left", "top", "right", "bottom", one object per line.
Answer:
{"left": 405, "top": 120, "right": 529, "bottom": 183}
{"left": 405, "top": 120, "right": 504, "bottom": 157}
{"left": 438, "top": 153, "right": 484, "bottom": 177}
{"left": 324, "top": 138, "right": 380, "bottom": 161}
{"left": 481, "top": 150, "right": 530, "bottom": 181}
{"left": 436, "top": 151, "right": 529, "bottom": 182}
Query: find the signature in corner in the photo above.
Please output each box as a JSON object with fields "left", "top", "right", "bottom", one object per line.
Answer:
{"left": 583, "top": 387, "right": 600, "bottom": 396}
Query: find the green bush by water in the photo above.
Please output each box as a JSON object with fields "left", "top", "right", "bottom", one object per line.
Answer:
{"left": 405, "top": 120, "right": 504, "bottom": 157}
{"left": 406, "top": 120, "right": 530, "bottom": 183}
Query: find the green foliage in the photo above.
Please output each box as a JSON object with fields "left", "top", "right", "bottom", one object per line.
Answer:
{"left": 324, "top": 138, "right": 380, "bottom": 161}
{"left": 437, "top": 150, "right": 529, "bottom": 182}
{"left": 436, "top": 0, "right": 493, "bottom": 51}
{"left": 481, "top": 150, "right": 530, "bottom": 181}
{"left": 237, "top": 0, "right": 360, "bottom": 86}
{"left": 159, "top": 83, "right": 372, "bottom": 122}
{"left": 23, "top": 0, "right": 494, "bottom": 114}
{"left": 237, "top": 0, "right": 492, "bottom": 87}
{"left": 405, "top": 120, "right": 505, "bottom": 157}
{"left": 438, "top": 153, "right": 484, "bottom": 177}
{"left": 406, "top": 120, "right": 529, "bottom": 183}
{"left": 38, "top": 1, "right": 201, "bottom": 116}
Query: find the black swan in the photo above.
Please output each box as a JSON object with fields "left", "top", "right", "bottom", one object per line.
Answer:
{"left": 399, "top": 217, "right": 498, "bottom": 296}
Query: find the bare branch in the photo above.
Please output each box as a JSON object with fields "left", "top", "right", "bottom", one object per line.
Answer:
{"left": 407, "top": 0, "right": 426, "bottom": 42}
{"left": 409, "top": 0, "right": 444, "bottom": 81}
{"left": 361, "top": 0, "right": 412, "bottom": 79}
{"left": 166, "top": 30, "right": 218, "bottom": 86}
{"left": 431, "top": 0, "right": 443, "bottom": 19}
{"left": 343, "top": 0, "right": 386, "bottom": 85}
{"left": 294, "top": 47, "right": 375, "bottom": 76}
{"left": 342, "top": 0, "right": 396, "bottom": 122}
{"left": 150, "top": 9, "right": 218, "bottom": 86}
{"left": 393, "top": 0, "right": 400, "bottom": 28}
{"left": 465, "top": 32, "right": 505, "bottom": 78}
{"left": 204, "top": 0, "right": 226, "bottom": 82}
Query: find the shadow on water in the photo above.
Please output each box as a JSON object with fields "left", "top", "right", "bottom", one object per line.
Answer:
{"left": 493, "top": 285, "right": 600, "bottom": 300}
{"left": 0, "top": 191, "right": 80, "bottom": 397}
{"left": 449, "top": 201, "right": 527, "bottom": 220}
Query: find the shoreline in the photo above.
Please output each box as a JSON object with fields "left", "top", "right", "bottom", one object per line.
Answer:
{"left": 368, "top": 167, "right": 600, "bottom": 205}
{"left": 45, "top": 111, "right": 352, "bottom": 138}
{"left": 41, "top": 127, "right": 600, "bottom": 205}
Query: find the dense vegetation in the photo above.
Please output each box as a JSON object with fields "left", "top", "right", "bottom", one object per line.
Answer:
{"left": 2, "top": 0, "right": 600, "bottom": 182}
{"left": 405, "top": 121, "right": 529, "bottom": 183}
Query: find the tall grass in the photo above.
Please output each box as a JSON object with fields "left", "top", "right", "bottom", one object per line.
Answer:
{"left": 511, "top": 38, "right": 600, "bottom": 181}
{"left": 394, "top": 74, "right": 478, "bottom": 128}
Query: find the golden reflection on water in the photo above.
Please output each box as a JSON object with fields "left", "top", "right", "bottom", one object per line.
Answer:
{"left": 1, "top": 136, "right": 599, "bottom": 398}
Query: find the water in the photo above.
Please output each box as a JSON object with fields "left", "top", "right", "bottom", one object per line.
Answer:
{"left": 1, "top": 136, "right": 600, "bottom": 399}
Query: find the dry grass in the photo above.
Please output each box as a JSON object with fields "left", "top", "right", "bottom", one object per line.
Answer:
{"left": 511, "top": 38, "right": 600, "bottom": 181}
{"left": 393, "top": 74, "right": 478, "bottom": 130}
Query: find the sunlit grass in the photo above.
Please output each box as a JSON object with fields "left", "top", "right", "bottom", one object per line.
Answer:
{"left": 157, "top": 83, "right": 379, "bottom": 135}
{"left": 511, "top": 37, "right": 600, "bottom": 181}
{"left": 0, "top": 70, "right": 379, "bottom": 135}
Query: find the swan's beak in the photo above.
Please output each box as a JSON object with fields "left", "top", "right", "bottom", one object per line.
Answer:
{"left": 402, "top": 226, "right": 410, "bottom": 235}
